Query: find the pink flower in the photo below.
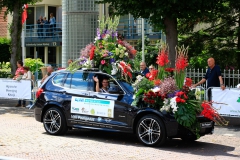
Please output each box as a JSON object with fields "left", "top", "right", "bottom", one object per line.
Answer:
{"left": 101, "top": 60, "right": 106, "bottom": 65}
{"left": 103, "top": 53, "right": 108, "bottom": 57}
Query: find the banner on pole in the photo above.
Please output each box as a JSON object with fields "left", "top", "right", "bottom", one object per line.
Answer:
{"left": 212, "top": 88, "right": 240, "bottom": 117}
{"left": 0, "top": 79, "right": 32, "bottom": 100}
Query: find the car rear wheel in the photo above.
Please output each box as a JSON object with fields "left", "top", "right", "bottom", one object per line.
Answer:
{"left": 136, "top": 115, "right": 166, "bottom": 146}
{"left": 43, "top": 107, "right": 68, "bottom": 135}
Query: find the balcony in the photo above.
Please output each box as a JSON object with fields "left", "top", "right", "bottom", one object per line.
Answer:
{"left": 117, "top": 19, "right": 162, "bottom": 40}
{"left": 24, "top": 23, "right": 62, "bottom": 47}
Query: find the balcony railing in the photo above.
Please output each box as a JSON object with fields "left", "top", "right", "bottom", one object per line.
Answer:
{"left": 24, "top": 23, "right": 62, "bottom": 42}
{"left": 117, "top": 19, "right": 162, "bottom": 40}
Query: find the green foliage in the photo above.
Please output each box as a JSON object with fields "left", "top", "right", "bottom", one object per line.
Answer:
{"left": 174, "top": 99, "right": 202, "bottom": 138}
{"left": 0, "top": 38, "right": 11, "bottom": 63}
{"left": 24, "top": 58, "right": 44, "bottom": 72}
{"left": 133, "top": 37, "right": 159, "bottom": 71}
{"left": 0, "top": 61, "right": 11, "bottom": 78}
{"left": 178, "top": 1, "right": 240, "bottom": 70}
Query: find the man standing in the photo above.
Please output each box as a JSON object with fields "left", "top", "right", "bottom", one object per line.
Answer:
{"left": 41, "top": 66, "right": 54, "bottom": 84}
{"left": 140, "top": 62, "right": 149, "bottom": 76}
{"left": 192, "top": 57, "right": 225, "bottom": 100}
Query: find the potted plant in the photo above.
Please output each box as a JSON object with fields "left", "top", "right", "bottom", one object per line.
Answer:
{"left": 24, "top": 58, "right": 44, "bottom": 79}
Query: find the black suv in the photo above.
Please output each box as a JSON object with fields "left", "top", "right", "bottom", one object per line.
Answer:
{"left": 33, "top": 69, "right": 214, "bottom": 146}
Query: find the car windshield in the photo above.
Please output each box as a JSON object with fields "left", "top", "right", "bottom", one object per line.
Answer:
{"left": 117, "top": 81, "right": 134, "bottom": 93}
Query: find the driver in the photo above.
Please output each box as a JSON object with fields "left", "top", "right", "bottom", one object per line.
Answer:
{"left": 93, "top": 76, "right": 109, "bottom": 93}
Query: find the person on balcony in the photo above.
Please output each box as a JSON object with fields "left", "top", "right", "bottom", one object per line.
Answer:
{"left": 49, "top": 13, "right": 56, "bottom": 36}
{"left": 37, "top": 16, "right": 43, "bottom": 38}
{"left": 42, "top": 17, "right": 49, "bottom": 38}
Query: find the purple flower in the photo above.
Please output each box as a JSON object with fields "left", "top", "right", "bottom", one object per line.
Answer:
{"left": 110, "top": 58, "right": 115, "bottom": 64}
{"left": 97, "top": 28, "right": 101, "bottom": 40}
{"left": 108, "top": 52, "right": 113, "bottom": 56}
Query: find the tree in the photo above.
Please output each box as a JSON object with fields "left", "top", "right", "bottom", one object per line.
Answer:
{"left": 178, "top": 0, "right": 240, "bottom": 69}
{"left": 0, "top": 0, "right": 40, "bottom": 75}
{"left": 97, "top": 0, "right": 225, "bottom": 67}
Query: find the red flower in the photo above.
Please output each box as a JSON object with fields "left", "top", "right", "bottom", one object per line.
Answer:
{"left": 156, "top": 50, "right": 169, "bottom": 67}
{"left": 154, "top": 79, "right": 161, "bottom": 86}
{"left": 89, "top": 46, "right": 96, "bottom": 60}
{"left": 185, "top": 78, "right": 192, "bottom": 87}
{"left": 175, "top": 91, "right": 184, "bottom": 97}
{"left": 175, "top": 56, "right": 188, "bottom": 72}
{"left": 165, "top": 68, "right": 175, "bottom": 72}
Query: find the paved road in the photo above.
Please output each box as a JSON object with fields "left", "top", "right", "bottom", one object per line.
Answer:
{"left": 0, "top": 100, "right": 240, "bottom": 160}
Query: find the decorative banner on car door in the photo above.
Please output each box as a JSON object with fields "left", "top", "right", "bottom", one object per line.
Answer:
{"left": 71, "top": 97, "right": 114, "bottom": 118}
{"left": 212, "top": 88, "right": 240, "bottom": 117}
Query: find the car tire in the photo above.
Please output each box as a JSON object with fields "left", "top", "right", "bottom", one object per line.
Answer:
{"left": 136, "top": 115, "right": 166, "bottom": 146}
{"left": 43, "top": 107, "right": 68, "bottom": 135}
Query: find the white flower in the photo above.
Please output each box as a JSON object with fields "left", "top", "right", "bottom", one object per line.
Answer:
{"left": 237, "top": 84, "right": 240, "bottom": 88}
{"left": 111, "top": 63, "right": 118, "bottom": 75}
{"left": 170, "top": 96, "right": 178, "bottom": 113}
{"left": 123, "top": 47, "right": 126, "bottom": 50}
{"left": 118, "top": 44, "right": 122, "bottom": 48}
{"left": 124, "top": 52, "right": 128, "bottom": 56}
{"left": 120, "top": 49, "right": 124, "bottom": 54}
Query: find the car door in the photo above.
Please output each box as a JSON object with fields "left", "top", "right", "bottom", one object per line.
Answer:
{"left": 64, "top": 71, "right": 94, "bottom": 127}
{"left": 88, "top": 73, "right": 131, "bottom": 132}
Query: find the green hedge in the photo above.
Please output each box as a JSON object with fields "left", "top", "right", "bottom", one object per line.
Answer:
{"left": 0, "top": 38, "right": 11, "bottom": 63}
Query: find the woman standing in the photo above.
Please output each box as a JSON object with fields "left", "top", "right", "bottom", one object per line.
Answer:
{"left": 13, "top": 60, "right": 24, "bottom": 80}
{"left": 22, "top": 66, "right": 33, "bottom": 107}
{"left": 49, "top": 13, "right": 56, "bottom": 36}
{"left": 13, "top": 60, "right": 25, "bottom": 107}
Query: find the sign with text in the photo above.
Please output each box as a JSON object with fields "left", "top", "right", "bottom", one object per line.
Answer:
{"left": 25, "top": 41, "right": 61, "bottom": 47}
{"left": 0, "top": 79, "right": 32, "bottom": 99}
{"left": 212, "top": 88, "right": 240, "bottom": 117}
{"left": 70, "top": 97, "right": 114, "bottom": 118}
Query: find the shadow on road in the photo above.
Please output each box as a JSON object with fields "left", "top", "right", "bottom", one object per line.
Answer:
{"left": 0, "top": 107, "right": 34, "bottom": 117}
{"left": 45, "top": 128, "right": 239, "bottom": 159}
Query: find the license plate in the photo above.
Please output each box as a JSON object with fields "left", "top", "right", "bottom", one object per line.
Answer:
{"left": 200, "top": 122, "right": 213, "bottom": 128}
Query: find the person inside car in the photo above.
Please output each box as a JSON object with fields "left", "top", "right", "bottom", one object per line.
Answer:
{"left": 93, "top": 76, "right": 109, "bottom": 93}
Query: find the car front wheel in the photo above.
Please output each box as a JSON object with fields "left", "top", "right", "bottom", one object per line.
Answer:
{"left": 136, "top": 115, "right": 166, "bottom": 146}
{"left": 43, "top": 107, "right": 68, "bottom": 135}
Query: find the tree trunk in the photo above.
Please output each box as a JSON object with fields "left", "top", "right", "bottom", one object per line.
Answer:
{"left": 237, "top": 14, "right": 240, "bottom": 69}
{"left": 164, "top": 17, "right": 178, "bottom": 68}
{"left": 10, "top": 1, "right": 22, "bottom": 75}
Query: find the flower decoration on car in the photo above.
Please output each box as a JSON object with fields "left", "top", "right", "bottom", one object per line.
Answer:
{"left": 132, "top": 44, "right": 228, "bottom": 138}
{"left": 67, "top": 16, "right": 137, "bottom": 81}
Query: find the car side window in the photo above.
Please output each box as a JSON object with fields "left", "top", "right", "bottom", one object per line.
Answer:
{"left": 63, "top": 73, "right": 72, "bottom": 88}
{"left": 53, "top": 73, "right": 67, "bottom": 86}
{"left": 71, "top": 72, "right": 94, "bottom": 91}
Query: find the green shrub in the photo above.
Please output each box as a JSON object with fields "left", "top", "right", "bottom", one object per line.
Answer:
{"left": 0, "top": 61, "right": 11, "bottom": 78}
{"left": 24, "top": 58, "right": 44, "bottom": 73}
{"left": 0, "top": 38, "right": 11, "bottom": 63}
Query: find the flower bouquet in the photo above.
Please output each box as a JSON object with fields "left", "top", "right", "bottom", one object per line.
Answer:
{"left": 67, "top": 16, "right": 137, "bottom": 83}
{"left": 132, "top": 44, "right": 228, "bottom": 138}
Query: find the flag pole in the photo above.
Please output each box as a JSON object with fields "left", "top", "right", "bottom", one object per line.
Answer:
{"left": 22, "top": 22, "right": 26, "bottom": 64}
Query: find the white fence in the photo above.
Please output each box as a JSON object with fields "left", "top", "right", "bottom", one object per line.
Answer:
{"left": 186, "top": 68, "right": 240, "bottom": 88}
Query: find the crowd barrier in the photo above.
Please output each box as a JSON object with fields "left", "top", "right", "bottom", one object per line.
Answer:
{"left": 0, "top": 78, "right": 239, "bottom": 117}
{"left": 0, "top": 78, "right": 37, "bottom": 104}
{"left": 208, "top": 87, "right": 240, "bottom": 117}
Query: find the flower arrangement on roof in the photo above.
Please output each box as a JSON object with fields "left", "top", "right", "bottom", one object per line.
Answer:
{"left": 67, "top": 16, "right": 137, "bottom": 82}
{"left": 132, "top": 44, "right": 228, "bottom": 138}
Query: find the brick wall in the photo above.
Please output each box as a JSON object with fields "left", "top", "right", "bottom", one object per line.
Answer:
{"left": 0, "top": 7, "right": 8, "bottom": 37}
